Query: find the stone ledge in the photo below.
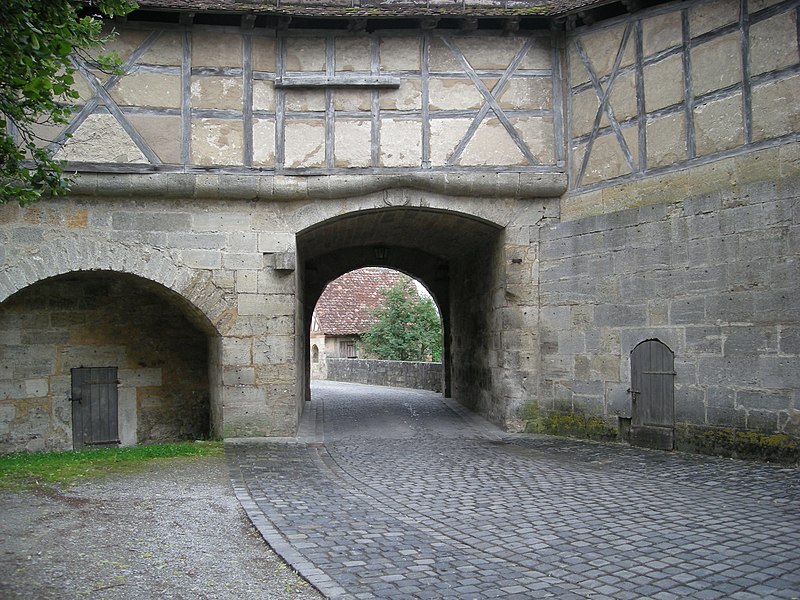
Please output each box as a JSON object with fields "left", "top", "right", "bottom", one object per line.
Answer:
{"left": 69, "top": 171, "right": 568, "bottom": 200}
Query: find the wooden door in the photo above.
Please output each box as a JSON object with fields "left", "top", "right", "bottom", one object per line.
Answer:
{"left": 630, "top": 340, "right": 675, "bottom": 450}
{"left": 71, "top": 367, "right": 120, "bottom": 449}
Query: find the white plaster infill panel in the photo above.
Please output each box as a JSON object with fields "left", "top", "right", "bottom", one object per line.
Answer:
{"left": 55, "top": 114, "right": 149, "bottom": 164}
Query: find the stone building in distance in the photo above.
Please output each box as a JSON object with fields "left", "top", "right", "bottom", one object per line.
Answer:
{"left": 311, "top": 267, "right": 407, "bottom": 373}
{"left": 0, "top": 0, "right": 798, "bottom": 460}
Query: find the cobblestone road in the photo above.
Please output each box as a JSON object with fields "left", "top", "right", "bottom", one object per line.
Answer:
{"left": 227, "top": 381, "right": 800, "bottom": 599}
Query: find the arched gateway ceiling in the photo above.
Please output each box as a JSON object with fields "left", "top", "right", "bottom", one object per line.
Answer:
{"left": 297, "top": 207, "right": 502, "bottom": 263}
{"left": 297, "top": 207, "right": 503, "bottom": 307}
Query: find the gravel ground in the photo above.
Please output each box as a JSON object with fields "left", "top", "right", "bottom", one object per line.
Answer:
{"left": 0, "top": 454, "right": 324, "bottom": 600}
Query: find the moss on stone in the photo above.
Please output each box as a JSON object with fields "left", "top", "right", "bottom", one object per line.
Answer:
{"left": 520, "top": 400, "right": 543, "bottom": 433}
{"left": 524, "top": 408, "right": 618, "bottom": 442}
{"left": 548, "top": 414, "right": 618, "bottom": 441}
{"left": 675, "top": 423, "right": 799, "bottom": 464}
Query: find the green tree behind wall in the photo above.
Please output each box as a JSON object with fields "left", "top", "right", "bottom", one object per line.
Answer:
{"left": 1, "top": 0, "right": 137, "bottom": 206}
{"left": 361, "top": 279, "right": 443, "bottom": 362}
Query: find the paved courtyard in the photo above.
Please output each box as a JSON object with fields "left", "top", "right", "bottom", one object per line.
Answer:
{"left": 227, "top": 381, "right": 800, "bottom": 600}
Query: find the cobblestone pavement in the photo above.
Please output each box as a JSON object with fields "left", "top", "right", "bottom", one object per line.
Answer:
{"left": 227, "top": 381, "right": 800, "bottom": 600}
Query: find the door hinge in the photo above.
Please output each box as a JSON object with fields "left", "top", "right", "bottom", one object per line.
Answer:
{"left": 642, "top": 371, "right": 677, "bottom": 375}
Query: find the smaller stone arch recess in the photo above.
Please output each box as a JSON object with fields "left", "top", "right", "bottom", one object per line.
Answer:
{"left": 0, "top": 271, "right": 216, "bottom": 453}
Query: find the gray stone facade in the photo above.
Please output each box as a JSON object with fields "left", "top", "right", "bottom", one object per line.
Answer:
{"left": 0, "top": 273, "right": 209, "bottom": 451}
{"left": 1, "top": 0, "right": 798, "bottom": 456}
{"left": 537, "top": 177, "right": 800, "bottom": 446}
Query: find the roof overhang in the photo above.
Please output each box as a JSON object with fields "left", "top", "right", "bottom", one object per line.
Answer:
{"left": 118, "top": 0, "right": 667, "bottom": 29}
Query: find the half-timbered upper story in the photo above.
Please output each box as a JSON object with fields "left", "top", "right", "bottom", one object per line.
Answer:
{"left": 16, "top": 0, "right": 800, "bottom": 205}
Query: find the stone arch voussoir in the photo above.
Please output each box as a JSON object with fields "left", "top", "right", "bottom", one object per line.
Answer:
{"left": 291, "top": 190, "right": 519, "bottom": 235}
{"left": 0, "top": 236, "right": 226, "bottom": 335}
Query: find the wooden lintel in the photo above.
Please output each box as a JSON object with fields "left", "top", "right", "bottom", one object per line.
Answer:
{"left": 275, "top": 75, "right": 401, "bottom": 89}
{"left": 505, "top": 17, "right": 520, "bottom": 33}
{"left": 348, "top": 18, "right": 368, "bottom": 32}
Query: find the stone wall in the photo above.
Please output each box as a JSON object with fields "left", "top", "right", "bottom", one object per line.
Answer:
{"left": 0, "top": 187, "right": 544, "bottom": 452}
{"left": 542, "top": 0, "right": 800, "bottom": 455}
{"left": 324, "top": 358, "right": 443, "bottom": 392}
{"left": 1, "top": 0, "right": 799, "bottom": 457}
{"left": 0, "top": 273, "right": 210, "bottom": 452}
{"left": 536, "top": 175, "right": 800, "bottom": 447}
{"left": 448, "top": 228, "right": 504, "bottom": 418}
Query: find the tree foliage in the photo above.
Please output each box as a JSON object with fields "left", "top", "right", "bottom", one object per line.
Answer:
{"left": 1, "top": 0, "right": 137, "bottom": 205}
{"left": 361, "top": 279, "right": 443, "bottom": 362}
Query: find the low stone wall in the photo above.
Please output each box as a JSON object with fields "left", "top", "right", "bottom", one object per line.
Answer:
{"left": 324, "top": 358, "right": 443, "bottom": 393}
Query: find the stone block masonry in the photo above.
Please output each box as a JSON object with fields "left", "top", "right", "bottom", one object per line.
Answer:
{"left": 1, "top": 0, "right": 800, "bottom": 458}
{"left": 537, "top": 175, "right": 800, "bottom": 447}
{"left": 324, "top": 358, "right": 443, "bottom": 393}
{"left": 0, "top": 183, "right": 546, "bottom": 453}
{"left": 0, "top": 273, "right": 209, "bottom": 452}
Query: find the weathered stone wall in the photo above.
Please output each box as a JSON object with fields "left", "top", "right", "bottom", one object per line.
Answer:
{"left": 0, "top": 273, "right": 209, "bottom": 452}
{"left": 324, "top": 358, "right": 443, "bottom": 392}
{"left": 2, "top": 0, "right": 799, "bottom": 456}
{"left": 536, "top": 174, "right": 800, "bottom": 445}
{"left": 535, "top": 0, "right": 800, "bottom": 452}
{"left": 0, "top": 186, "right": 547, "bottom": 451}
{"left": 0, "top": 193, "right": 300, "bottom": 446}
{"left": 449, "top": 230, "right": 504, "bottom": 418}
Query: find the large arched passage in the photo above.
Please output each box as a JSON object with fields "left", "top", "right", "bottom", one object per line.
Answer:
{"left": 0, "top": 271, "right": 219, "bottom": 452}
{"left": 296, "top": 207, "right": 507, "bottom": 422}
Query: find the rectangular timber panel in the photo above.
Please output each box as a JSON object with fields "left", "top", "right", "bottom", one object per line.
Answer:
{"left": 71, "top": 367, "right": 120, "bottom": 449}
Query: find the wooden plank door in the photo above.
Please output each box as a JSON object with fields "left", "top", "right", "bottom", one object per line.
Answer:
{"left": 71, "top": 367, "right": 120, "bottom": 449}
{"left": 630, "top": 340, "right": 675, "bottom": 450}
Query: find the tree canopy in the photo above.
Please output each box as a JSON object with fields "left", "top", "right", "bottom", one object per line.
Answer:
{"left": 360, "top": 279, "right": 443, "bottom": 362}
{"left": 1, "top": 0, "right": 137, "bottom": 205}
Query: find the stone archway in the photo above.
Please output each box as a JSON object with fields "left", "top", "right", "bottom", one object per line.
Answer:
{"left": 0, "top": 236, "right": 232, "bottom": 332}
{"left": 0, "top": 271, "right": 220, "bottom": 453}
{"left": 296, "top": 206, "right": 517, "bottom": 425}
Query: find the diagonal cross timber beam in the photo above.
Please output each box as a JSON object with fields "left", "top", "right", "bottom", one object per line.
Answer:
{"left": 440, "top": 36, "right": 539, "bottom": 166}
{"left": 574, "top": 21, "right": 637, "bottom": 187}
{"left": 49, "top": 31, "right": 163, "bottom": 165}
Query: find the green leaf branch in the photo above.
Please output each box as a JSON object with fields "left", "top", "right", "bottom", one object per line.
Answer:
{"left": 1, "top": 0, "right": 137, "bottom": 205}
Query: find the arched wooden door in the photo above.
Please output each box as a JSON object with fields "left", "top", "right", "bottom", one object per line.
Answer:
{"left": 630, "top": 340, "right": 675, "bottom": 450}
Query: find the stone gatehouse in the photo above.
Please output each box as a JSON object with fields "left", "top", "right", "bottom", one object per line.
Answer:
{"left": 1, "top": 0, "right": 798, "bottom": 458}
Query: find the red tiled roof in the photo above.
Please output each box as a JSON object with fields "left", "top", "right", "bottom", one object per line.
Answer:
{"left": 133, "top": 0, "right": 614, "bottom": 17}
{"left": 314, "top": 268, "right": 408, "bottom": 336}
